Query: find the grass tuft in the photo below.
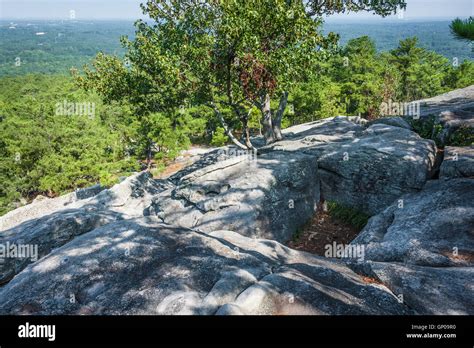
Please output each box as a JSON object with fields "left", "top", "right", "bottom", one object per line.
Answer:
{"left": 327, "top": 201, "right": 370, "bottom": 231}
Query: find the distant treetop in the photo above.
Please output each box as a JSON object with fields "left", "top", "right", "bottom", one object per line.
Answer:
{"left": 306, "top": 0, "right": 406, "bottom": 17}
{"left": 450, "top": 17, "right": 474, "bottom": 42}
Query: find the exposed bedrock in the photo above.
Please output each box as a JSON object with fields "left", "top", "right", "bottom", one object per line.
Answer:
{"left": 150, "top": 150, "right": 320, "bottom": 242}
{"left": 0, "top": 86, "right": 472, "bottom": 315}
{"left": 440, "top": 146, "right": 474, "bottom": 179}
{"left": 150, "top": 118, "right": 437, "bottom": 242}
{"left": 0, "top": 172, "right": 168, "bottom": 284}
{"left": 350, "top": 178, "right": 474, "bottom": 314}
{"left": 0, "top": 220, "right": 411, "bottom": 315}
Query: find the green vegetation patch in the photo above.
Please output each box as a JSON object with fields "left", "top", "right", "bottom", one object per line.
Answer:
{"left": 327, "top": 201, "right": 370, "bottom": 231}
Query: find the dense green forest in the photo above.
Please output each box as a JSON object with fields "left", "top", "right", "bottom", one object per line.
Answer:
{"left": 1, "top": 8, "right": 473, "bottom": 215}
{"left": 1, "top": 20, "right": 471, "bottom": 76}
{"left": 0, "top": 20, "right": 135, "bottom": 76}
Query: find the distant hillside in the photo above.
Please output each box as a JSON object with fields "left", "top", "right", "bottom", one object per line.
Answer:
{"left": 0, "top": 19, "right": 472, "bottom": 77}
{"left": 0, "top": 20, "right": 135, "bottom": 76}
{"left": 324, "top": 20, "right": 473, "bottom": 61}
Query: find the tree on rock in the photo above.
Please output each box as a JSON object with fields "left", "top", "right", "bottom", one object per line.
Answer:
{"left": 142, "top": 0, "right": 336, "bottom": 148}
{"left": 306, "top": 0, "right": 406, "bottom": 17}
{"left": 78, "top": 0, "right": 407, "bottom": 149}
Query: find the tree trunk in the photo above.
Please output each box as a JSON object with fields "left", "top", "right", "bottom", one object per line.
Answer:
{"left": 212, "top": 103, "right": 248, "bottom": 150}
{"left": 241, "top": 110, "right": 257, "bottom": 151}
{"left": 272, "top": 91, "right": 289, "bottom": 141}
{"left": 261, "top": 93, "right": 276, "bottom": 144}
{"left": 146, "top": 140, "right": 153, "bottom": 170}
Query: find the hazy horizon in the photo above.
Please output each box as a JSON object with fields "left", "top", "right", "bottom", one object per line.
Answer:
{"left": 0, "top": 0, "right": 472, "bottom": 20}
{"left": 0, "top": 17, "right": 469, "bottom": 22}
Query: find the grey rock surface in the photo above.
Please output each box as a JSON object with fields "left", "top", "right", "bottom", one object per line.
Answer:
{"left": 0, "top": 172, "right": 162, "bottom": 231}
{"left": 151, "top": 150, "right": 319, "bottom": 242}
{"left": 75, "top": 184, "right": 105, "bottom": 200}
{"left": 0, "top": 191, "right": 78, "bottom": 232}
{"left": 0, "top": 209, "right": 121, "bottom": 285}
{"left": 440, "top": 146, "right": 474, "bottom": 179}
{"left": 0, "top": 172, "right": 166, "bottom": 284}
{"left": 261, "top": 119, "right": 436, "bottom": 215}
{"left": 152, "top": 118, "right": 437, "bottom": 238}
{"left": 348, "top": 178, "right": 474, "bottom": 315}
{"left": 367, "top": 116, "right": 412, "bottom": 130}
{"left": 1, "top": 88, "right": 472, "bottom": 315}
{"left": 0, "top": 220, "right": 411, "bottom": 315}
{"left": 415, "top": 85, "right": 474, "bottom": 145}
{"left": 366, "top": 262, "right": 473, "bottom": 315}
{"left": 315, "top": 123, "right": 436, "bottom": 215}
{"left": 0, "top": 172, "right": 165, "bottom": 232}
{"left": 352, "top": 178, "right": 474, "bottom": 267}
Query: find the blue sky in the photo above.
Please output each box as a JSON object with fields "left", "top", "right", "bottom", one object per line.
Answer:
{"left": 0, "top": 0, "right": 472, "bottom": 20}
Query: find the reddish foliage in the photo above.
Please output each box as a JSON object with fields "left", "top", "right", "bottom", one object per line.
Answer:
{"left": 238, "top": 53, "right": 276, "bottom": 100}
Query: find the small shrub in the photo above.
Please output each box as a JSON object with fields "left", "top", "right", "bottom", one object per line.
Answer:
{"left": 150, "top": 163, "right": 166, "bottom": 177}
{"left": 409, "top": 116, "right": 474, "bottom": 147}
{"left": 327, "top": 201, "right": 370, "bottom": 231}
{"left": 446, "top": 126, "right": 474, "bottom": 146}
{"left": 210, "top": 127, "right": 229, "bottom": 147}
{"left": 409, "top": 115, "right": 443, "bottom": 146}
{"left": 291, "top": 227, "right": 305, "bottom": 242}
